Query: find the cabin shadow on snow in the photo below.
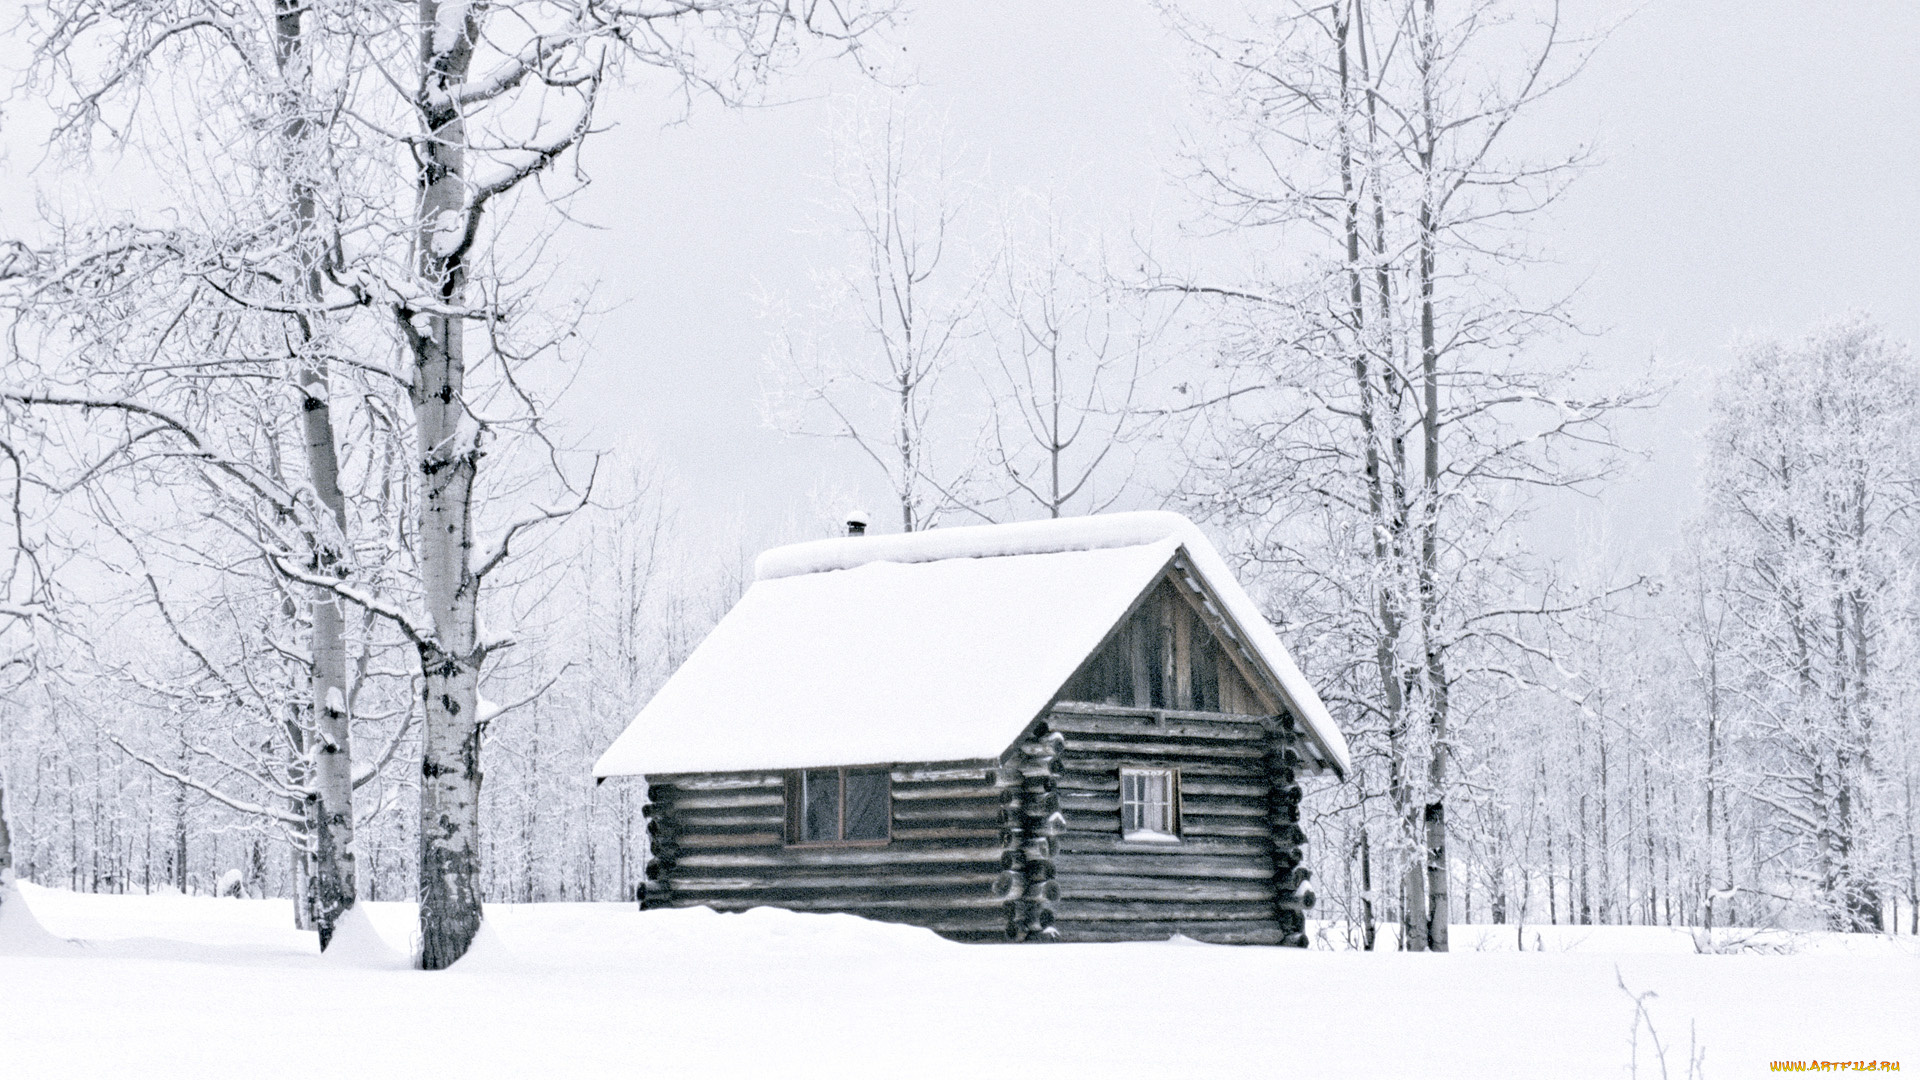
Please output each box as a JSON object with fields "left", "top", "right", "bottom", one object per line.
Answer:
{"left": 593, "top": 513, "right": 1350, "bottom": 945}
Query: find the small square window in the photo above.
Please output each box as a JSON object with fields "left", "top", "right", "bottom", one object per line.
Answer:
{"left": 787, "top": 767, "right": 892, "bottom": 845}
{"left": 1120, "top": 768, "right": 1180, "bottom": 842}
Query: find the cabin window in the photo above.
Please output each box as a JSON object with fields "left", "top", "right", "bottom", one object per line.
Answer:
{"left": 1119, "top": 768, "right": 1180, "bottom": 842}
{"left": 788, "top": 767, "right": 891, "bottom": 845}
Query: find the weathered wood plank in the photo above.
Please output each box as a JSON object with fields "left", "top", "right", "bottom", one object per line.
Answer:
{"left": 670, "top": 810, "right": 785, "bottom": 829}
{"left": 1058, "top": 738, "right": 1267, "bottom": 760}
{"left": 888, "top": 826, "right": 1003, "bottom": 842}
{"left": 1178, "top": 819, "right": 1272, "bottom": 839}
{"left": 890, "top": 764, "right": 999, "bottom": 783}
{"left": 668, "top": 891, "right": 1006, "bottom": 912}
{"left": 1053, "top": 874, "right": 1277, "bottom": 902}
{"left": 650, "top": 773, "right": 785, "bottom": 791}
{"left": 1046, "top": 714, "right": 1269, "bottom": 742}
{"left": 1056, "top": 834, "right": 1271, "bottom": 858}
{"left": 1177, "top": 778, "right": 1270, "bottom": 799}
{"left": 1178, "top": 794, "right": 1269, "bottom": 817}
{"left": 676, "top": 898, "right": 1010, "bottom": 930}
{"left": 1053, "top": 900, "right": 1278, "bottom": 921}
{"left": 668, "top": 871, "right": 1002, "bottom": 892}
{"left": 675, "top": 846, "right": 1006, "bottom": 869}
{"left": 890, "top": 782, "right": 1001, "bottom": 801}
{"left": 1054, "top": 755, "right": 1266, "bottom": 780}
{"left": 1055, "top": 772, "right": 1120, "bottom": 793}
{"left": 1048, "top": 702, "right": 1275, "bottom": 725}
{"left": 1060, "top": 810, "right": 1121, "bottom": 833}
{"left": 892, "top": 801, "right": 1003, "bottom": 822}
{"left": 1053, "top": 853, "right": 1274, "bottom": 880}
{"left": 663, "top": 791, "right": 785, "bottom": 811}
{"left": 672, "top": 832, "right": 784, "bottom": 849}
{"left": 1049, "top": 922, "right": 1286, "bottom": 946}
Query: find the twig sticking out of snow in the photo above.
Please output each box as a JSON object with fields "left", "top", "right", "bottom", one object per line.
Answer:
{"left": 1616, "top": 967, "right": 1707, "bottom": 1080}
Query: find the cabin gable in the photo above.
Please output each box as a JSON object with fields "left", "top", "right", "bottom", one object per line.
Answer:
{"left": 1055, "top": 562, "right": 1270, "bottom": 715}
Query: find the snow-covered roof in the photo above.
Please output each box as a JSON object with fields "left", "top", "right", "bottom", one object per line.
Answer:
{"left": 592, "top": 512, "right": 1350, "bottom": 778}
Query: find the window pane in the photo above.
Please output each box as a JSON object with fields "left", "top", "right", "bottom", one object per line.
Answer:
{"left": 1120, "top": 772, "right": 1142, "bottom": 833}
{"left": 801, "top": 768, "right": 840, "bottom": 842}
{"left": 1121, "top": 769, "right": 1176, "bottom": 840}
{"left": 843, "top": 769, "right": 890, "bottom": 841}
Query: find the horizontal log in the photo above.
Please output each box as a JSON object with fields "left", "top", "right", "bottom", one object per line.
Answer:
{"left": 890, "top": 782, "right": 1001, "bottom": 801}
{"left": 665, "top": 791, "right": 785, "bottom": 811}
{"left": 1178, "top": 819, "right": 1271, "bottom": 839}
{"left": 1054, "top": 853, "right": 1273, "bottom": 880}
{"left": 1060, "top": 810, "right": 1120, "bottom": 833}
{"left": 656, "top": 820, "right": 785, "bottom": 839}
{"left": 1057, "top": 738, "right": 1266, "bottom": 761}
{"left": 676, "top": 845, "right": 1006, "bottom": 869}
{"left": 1183, "top": 778, "right": 1271, "bottom": 799}
{"left": 669, "top": 870, "right": 1002, "bottom": 892}
{"left": 1179, "top": 795, "right": 1269, "bottom": 817}
{"left": 892, "top": 764, "right": 999, "bottom": 783}
{"left": 1057, "top": 834, "right": 1271, "bottom": 858}
{"left": 672, "top": 836, "right": 1002, "bottom": 859}
{"left": 1054, "top": 900, "right": 1279, "bottom": 922}
{"left": 1053, "top": 874, "right": 1277, "bottom": 902}
{"left": 1054, "top": 755, "right": 1266, "bottom": 780}
{"left": 673, "top": 832, "right": 783, "bottom": 850}
{"left": 1045, "top": 714, "right": 1269, "bottom": 742}
{"left": 667, "top": 890, "right": 1006, "bottom": 911}
{"left": 893, "top": 801, "right": 1003, "bottom": 823}
{"left": 1048, "top": 702, "right": 1274, "bottom": 725}
{"left": 888, "top": 826, "right": 1003, "bottom": 842}
{"left": 669, "top": 810, "right": 785, "bottom": 830}
{"left": 673, "top": 898, "right": 1011, "bottom": 928}
{"left": 1048, "top": 922, "right": 1286, "bottom": 946}
{"left": 1055, "top": 773, "right": 1119, "bottom": 793}
{"left": 652, "top": 773, "right": 785, "bottom": 791}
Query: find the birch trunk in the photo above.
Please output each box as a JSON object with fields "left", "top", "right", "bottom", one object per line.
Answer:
{"left": 273, "top": 0, "right": 356, "bottom": 950}
{"left": 1412, "top": 0, "right": 1451, "bottom": 954}
{"left": 409, "top": 0, "right": 487, "bottom": 969}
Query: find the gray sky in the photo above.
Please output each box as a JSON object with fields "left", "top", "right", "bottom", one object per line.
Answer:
{"left": 6, "top": 0, "right": 1915, "bottom": 562}
{"left": 551, "top": 0, "right": 1920, "bottom": 561}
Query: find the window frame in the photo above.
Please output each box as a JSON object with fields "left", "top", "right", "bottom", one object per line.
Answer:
{"left": 1119, "top": 767, "right": 1182, "bottom": 843}
{"left": 784, "top": 765, "right": 893, "bottom": 848}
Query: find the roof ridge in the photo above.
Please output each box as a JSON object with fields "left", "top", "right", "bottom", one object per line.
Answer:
{"left": 754, "top": 510, "right": 1201, "bottom": 581}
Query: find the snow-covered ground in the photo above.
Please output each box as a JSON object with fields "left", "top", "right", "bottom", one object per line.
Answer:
{"left": 3, "top": 882, "right": 1914, "bottom": 1079}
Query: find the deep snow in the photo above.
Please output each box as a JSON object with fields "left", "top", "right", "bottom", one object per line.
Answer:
{"left": 2, "top": 882, "right": 1913, "bottom": 1079}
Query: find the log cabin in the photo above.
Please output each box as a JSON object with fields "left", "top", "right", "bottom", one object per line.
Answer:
{"left": 592, "top": 511, "right": 1350, "bottom": 945}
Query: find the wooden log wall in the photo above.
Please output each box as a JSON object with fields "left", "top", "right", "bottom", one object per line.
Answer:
{"left": 1001, "top": 729, "right": 1065, "bottom": 939}
{"left": 1045, "top": 704, "right": 1308, "bottom": 946}
{"left": 640, "top": 761, "right": 1016, "bottom": 942}
{"left": 1267, "top": 712, "right": 1314, "bottom": 947}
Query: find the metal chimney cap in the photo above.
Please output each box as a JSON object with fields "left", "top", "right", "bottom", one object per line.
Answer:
{"left": 844, "top": 510, "right": 871, "bottom": 537}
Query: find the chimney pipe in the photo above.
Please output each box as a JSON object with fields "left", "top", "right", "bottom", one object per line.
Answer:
{"left": 844, "top": 510, "right": 869, "bottom": 537}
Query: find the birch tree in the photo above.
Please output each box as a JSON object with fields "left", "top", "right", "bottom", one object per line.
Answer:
{"left": 768, "top": 94, "right": 986, "bottom": 532}
{"left": 1695, "top": 315, "right": 1918, "bottom": 932}
{"left": 978, "top": 202, "right": 1168, "bottom": 519}
{"left": 20, "top": 0, "right": 890, "bottom": 967}
{"left": 1167, "top": 0, "right": 1637, "bottom": 951}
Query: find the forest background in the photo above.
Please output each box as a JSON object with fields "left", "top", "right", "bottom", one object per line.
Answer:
{"left": 1, "top": 0, "right": 1917, "bottom": 961}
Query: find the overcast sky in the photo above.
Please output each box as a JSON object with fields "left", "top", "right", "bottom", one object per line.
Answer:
{"left": 6, "top": 0, "right": 1916, "bottom": 564}
{"left": 540, "top": 0, "right": 1920, "bottom": 562}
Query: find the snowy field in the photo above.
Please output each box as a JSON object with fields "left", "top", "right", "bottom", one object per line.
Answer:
{"left": 3, "top": 883, "right": 1915, "bottom": 1079}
